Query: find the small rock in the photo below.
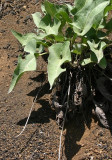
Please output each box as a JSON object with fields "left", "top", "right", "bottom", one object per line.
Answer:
{"left": 23, "top": 5, "right": 27, "bottom": 10}
{"left": 90, "top": 156, "right": 94, "bottom": 160}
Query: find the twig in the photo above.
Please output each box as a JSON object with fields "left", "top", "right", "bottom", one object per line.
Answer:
{"left": 15, "top": 83, "right": 43, "bottom": 138}
{"left": 58, "top": 72, "right": 72, "bottom": 160}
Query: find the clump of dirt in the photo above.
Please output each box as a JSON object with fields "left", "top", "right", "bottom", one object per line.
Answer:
{"left": 0, "top": 0, "right": 112, "bottom": 160}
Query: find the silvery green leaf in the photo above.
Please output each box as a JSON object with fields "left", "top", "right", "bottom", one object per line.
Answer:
{"left": 71, "top": 0, "right": 110, "bottom": 35}
{"left": 66, "top": 4, "right": 74, "bottom": 12}
{"left": 8, "top": 53, "right": 38, "bottom": 93}
{"left": 32, "top": 12, "right": 42, "bottom": 28}
{"left": 12, "top": 30, "right": 38, "bottom": 46}
{"left": 24, "top": 39, "right": 37, "bottom": 54}
{"left": 39, "top": 14, "right": 61, "bottom": 35}
{"left": 81, "top": 58, "right": 92, "bottom": 66}
{"left": 41, "top": 4, "right": 46, "bottom": 14}
{"left": 48, "top": 41, "right": 71, "bottom": 88}
{"left": 88, "top": 40, "right": 107, "bottom": 68}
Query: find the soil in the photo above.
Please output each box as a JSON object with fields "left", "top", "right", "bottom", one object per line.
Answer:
{"left": 0, "top": 0, "right": 112, "bottom": 160}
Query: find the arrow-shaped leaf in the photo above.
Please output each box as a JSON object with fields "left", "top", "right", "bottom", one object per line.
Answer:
{"left": 32, "top": 12, "right": 42, "bottom": 28}
{"left": 47, "top": 41, "right": 71, "bottom": 88}
{"left": 71, "top": 0, "right": 109, "bottom": 35}
{"left": 39, "top": 14, "right": 61, "bottom": 36}
{"left": 12, "top": 30, "right": 38, "bottom": 46}
{"left": 8, "top": 53, "right": 38, "bottom": 93}
{"left": 88, "top": 40, "right": 106, "bottom": 62}
{"left": 88, "top": 40, "right": 107, "bottom": 68}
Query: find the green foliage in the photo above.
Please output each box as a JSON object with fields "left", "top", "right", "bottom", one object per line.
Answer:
{"left": 9, "top": 0, "right": 112, "bottom": 92}
{"left": 8, "top": 54, "right": 38, "bottom": 93}
{"left": 48, "top": 41, "right": 71, "bottom": 88}
{"left": 71, "top": 0, "right": 110, "bottom": 35}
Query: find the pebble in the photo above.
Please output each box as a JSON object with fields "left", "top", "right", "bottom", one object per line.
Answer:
{"left": 23, "top": 5, "right": 27, "bottom": 10}
{"left": 97, "top": 143, "right": 102, "bottom": 147}
{"left": 90, "top": 156, "right": 94, "bottom": 160}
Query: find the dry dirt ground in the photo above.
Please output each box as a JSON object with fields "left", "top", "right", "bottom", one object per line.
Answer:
{"left": 0, "top": 0, "right": 112, "bottom": 160}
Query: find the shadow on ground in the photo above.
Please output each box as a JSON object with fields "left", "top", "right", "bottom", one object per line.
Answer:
{"left": 16, "top": 73, "right": 112, "bottom": 160}
{"left": 17, "top": 99, "right": 56, "bottom": 125}
{"left": 16, "top": 73, "right": 95, "bottom": 160}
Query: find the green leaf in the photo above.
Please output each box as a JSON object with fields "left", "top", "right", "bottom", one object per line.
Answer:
{"left": 48, "top": 41, "right": 71, "bottom": 88}
{"left": 88, "top": 40, "right": 106, "bottom": 63}
{"left": 32, "top": 12, "right": 42, "bottom": 28}
{"left": 104, "top": 5, "right": 112, "bottom": 15}
{"left": 24, "top": 39, "right": 37, "bottom": 54}
{"left": 66, "top": 4, "right": 74, "bottom": 13}
{"left": 71, "top": 0, "right": 110, "bottom": 35}
{"left": 44, "top": 0, "right": 71, "bottom": 32}
{"left": 44, "top": 0, "right": 69, "bottom": 20}
{"left": 73, "top": 0, "right": 86, "bottom": 11}
{"left": 41, "top": 4, "right": 46, "bottom": 14}
{"left": 39, "top": 14, "right": 61, "bottom": 35}
{"left": 12, "top": 30, "right": 38, "bottom": 46}
{"left": 44, "top": 0, "right": 57, "bottom": 17}
{"left": 24, "top": 39, "right": 48, "bottom": 54}
{"left": 8, "top": 53, "right": 38, "bottom": 93}
{"left": 36, "top": 32, "right": 47, "bottom": 39}
{"left": 105, "top": 19, "right": 112, "bottom": 31}
{"left": 54, "top": 35, "right": 65, "bottom": 42}
{"left": 46, "top": 34, "right": 65, "bottom": 42}
{"left": 99, "top": 56, "right": 107, "bottom": 69}
{"left": 72, "top": 43, "right": 82, "bottom": 55}
{"left": 81, "top": 58, "right": 92, "bottom": 66}
{"left": 91, "top": 52, "right": 97, "bottom": 63}
{"left": 97, "top": 30, "right": 107, "bottom": 39}
{"left": 55, "top": 10, "right": 72, "bottom": 23}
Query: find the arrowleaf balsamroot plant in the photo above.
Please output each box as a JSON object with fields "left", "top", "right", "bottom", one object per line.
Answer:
{"left": 9, "top": 0, "right": 112, "bottom": 127}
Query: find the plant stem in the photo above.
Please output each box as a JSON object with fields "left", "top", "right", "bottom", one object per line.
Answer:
{"left": 39, "top": 52, "right": 48, "bottom": 56}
